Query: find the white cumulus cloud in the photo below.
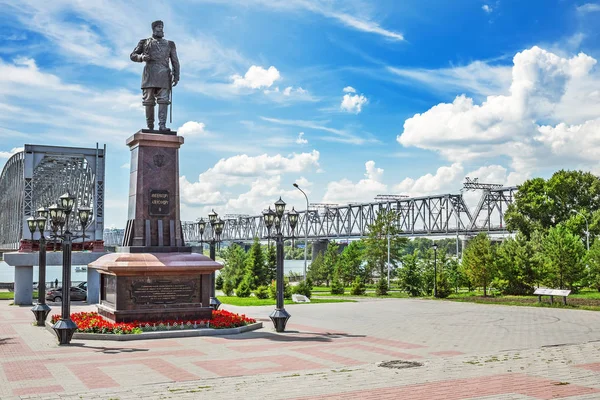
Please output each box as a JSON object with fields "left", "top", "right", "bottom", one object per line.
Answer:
{"left": 343, "top": 86, "right": 356, "bottom": 93}
{"left": 232, "top": 65, "right": 281, "bottom": 89}
{"left": 178, "top": 121, "right": 207, "bottom": 136}
{"left": 0, "top": 147, "right": 23, "bottom": 159}
{"left": 394, "top": 163, "right": 464, "bottom": 197}
{"left": 296, "top": 132, "right": 308, "bottom": 145}
{"left": 322, "top": 161, "right": 386, "bottom": 204}
{"left": 397, "top": 46, "right": 600, "bottom": 173}
{"left": 482, "top": 4, "right": 493, "bottom": 13}
{"left": 340, "top": 92, "right": 368, "bottom": 114}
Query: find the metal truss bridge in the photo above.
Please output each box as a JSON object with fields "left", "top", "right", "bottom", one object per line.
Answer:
{"left": 181, "top": 186, "right": 517, "bottom": 243}
{"left": 0, "top": 144, "right": 106, "bottom": 250}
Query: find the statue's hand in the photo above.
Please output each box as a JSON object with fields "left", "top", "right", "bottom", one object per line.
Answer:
{"left": 172, "top": 78, "right": 179, "bottom": 87}
{"left": 141, "top": 54, "right": 151, "bottom": 62}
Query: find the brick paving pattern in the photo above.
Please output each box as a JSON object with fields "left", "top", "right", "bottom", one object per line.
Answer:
{"left": 0, "top": 297, "right": 599, "bottom": 399}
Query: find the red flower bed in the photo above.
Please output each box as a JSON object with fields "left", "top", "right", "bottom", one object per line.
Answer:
{"left": 50, "top": 310, "right": 256, "bottom": 335}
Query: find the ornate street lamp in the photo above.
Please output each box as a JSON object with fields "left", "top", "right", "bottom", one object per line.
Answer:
{"left": 30, "top": 208, "right": 51, "bottom": 326}
{"left": 206, "top": 212, "right": 223, "bottom": 310}
{"left": 264, "top": 197, "right": 297, "bottom": 332}
{"left": 293, "top": 183, "right": 310, "bottom": 281}
{"left": 432, "top": 242, "right": 438, "bottom": 298}
{"left": 50, "top": 192, "right": 93, "bottom": 345}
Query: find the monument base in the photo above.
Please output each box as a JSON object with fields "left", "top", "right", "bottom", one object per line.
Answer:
{"left": 89, "top": 252, "right": 222, "bottom": 323}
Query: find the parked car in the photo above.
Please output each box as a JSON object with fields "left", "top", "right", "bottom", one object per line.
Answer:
{"left": 77, "top": 281, "right": 87, "bottom": 291}
{"left": 46, "top": 287, "right": 87, "bottom": 302}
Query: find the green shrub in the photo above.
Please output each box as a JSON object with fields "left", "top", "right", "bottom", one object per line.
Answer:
{"left": 350, "top": 277, "right": 366, "bottom": 295}
{"left": 293, "top": 279, "right": 313, "bottom": 299}
{"left": 222, "top": 278, "right": 235, "bottom": 296}
{"left": 376, "top": 278, "right": 388, "bottom": 296}
{"left": 330, "top": 279, "right": 345, "bottom": 295}
{"left": 215, "top": 273, "right": 224, "bottom": 290}
{"left": 436, "top": 272, "right": 452, "bottom": 299}
{"left": 236, "top": 278, "right": 252, "bottom": 298}
{"left": 254, "top": 285, "right": 269, "bottom": 299}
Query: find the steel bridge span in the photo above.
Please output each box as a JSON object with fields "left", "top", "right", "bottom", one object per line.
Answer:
{"left": 0, "top": 144, "right": 106, "bottom": 250}
{"left": 181, "top": 186, "right": 517, "bottom": 243}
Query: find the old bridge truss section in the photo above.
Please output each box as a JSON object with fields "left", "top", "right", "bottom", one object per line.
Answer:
{"left": 181, "top": 189, "right": 516, "bottom": 243}
{"left": 0, "top": 144, "right": 106, "bottom": 249}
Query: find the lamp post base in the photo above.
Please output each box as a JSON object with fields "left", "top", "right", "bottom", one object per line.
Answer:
{"left": 52, "top": 319, "right": 77, "bottom": 345}
{"left": 209, "top": 297, "right": 221, "bottom": 310}
{"left": 31, "top": 303, "right": 51, "bottom": 326}
{"left": 269, "top": 308, "right": 291, "bottom": 332}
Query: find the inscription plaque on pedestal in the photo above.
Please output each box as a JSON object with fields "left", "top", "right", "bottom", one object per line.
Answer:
{"left": 130, "top": 279, "right": 197, "bottom": 304}
{"left": 149, "top": 189, "right": 169, "bottom": 216}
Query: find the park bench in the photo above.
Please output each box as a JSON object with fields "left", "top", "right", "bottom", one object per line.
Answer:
{"left": 533, "top": 288, "right": 571, "bottom": 305}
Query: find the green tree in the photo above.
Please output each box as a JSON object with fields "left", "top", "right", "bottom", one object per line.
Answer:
{"left": 542, "top": 225, "right": 586, "bottom": 290}
{"left": 220, "top": 243, "right": 246, "bottom": 288}
{"left": 445, "top": 258, "right": 465, "bottom": 293}
{"left": 363, "top": 210, "right": 408, "bottom": 281}
{"left": 462, "top": 233, "right": 496, "bottom": 296}
{"left": 322, "top": 242, "right": 340, "bottom": 286}
{"left": 339, "top": 241, "right": 364, "bottom": 285}
{"left": 505, "top": 170, "right": 600, "bottom": 238}
{"left": 585, "top": 240, "right": 600, "bottom": 291}
{"left": 307, "top": 252, "right": 327, "bottom": 286}
{"left": 244, "top": 238, "right": 266, "bottom": 289}
{"left": 493, "top": 233, "right": 537, "bottom": 295}
{"left": 399, "top": 251, "right": 421, "bottom": 296}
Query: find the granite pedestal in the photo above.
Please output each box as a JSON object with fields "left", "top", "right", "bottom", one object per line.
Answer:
{"left": 90, "top": 252, "right": 221, "bottom": 322}
{"left": 89, "top": 130, "right": 222, "bottom": 324}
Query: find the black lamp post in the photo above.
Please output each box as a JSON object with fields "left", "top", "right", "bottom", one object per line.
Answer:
{"left": 30, "top": 208, "right": 51, "bottom": 326}
{"left": 206, "top": 210, "right": 223, "bottom": 310}
{"left": 49, "top": 191, "right": 91, "bottom": 345}
{"left": 432, "top": 242, "right": 438, "bottom": 298}
{"left": 264, "top": 197, "right": 298, "bottom": 332}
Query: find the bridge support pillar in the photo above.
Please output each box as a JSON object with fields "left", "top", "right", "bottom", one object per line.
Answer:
{"left": 86, "top": 267, "right": 100, "bottom": 305}
{"left": 14, "top": 265, "right": 33, "bottom": 305}
{"left": 312, "top": 239, "right": 329, "bottom": 261}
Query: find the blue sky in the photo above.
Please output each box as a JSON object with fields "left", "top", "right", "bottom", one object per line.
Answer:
{"left": 1, "top": 0, "right": 600, "bottom": 228}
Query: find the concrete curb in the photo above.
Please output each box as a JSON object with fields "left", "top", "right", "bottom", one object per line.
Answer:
{"left": 45, "top": 321, "right": 262, "bottom": 341}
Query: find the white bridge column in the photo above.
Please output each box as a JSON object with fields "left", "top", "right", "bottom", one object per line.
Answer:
{"left": 14, "top": 265, "right": 33, "bottom": 305}
{"left": 86, "top": 267, "right": 100, "bottom": 304}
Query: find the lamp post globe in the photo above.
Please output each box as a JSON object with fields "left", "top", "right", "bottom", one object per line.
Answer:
{"left": 37, "top": 206, "right": 49, "bottom": 220}
{"left": 27, "top": 216, "right": 37, "bottom": 242}
{"left": 288, "top": 207, "right": 299, "bottom": 231}
{"left": 263, "top": 207, "right": 275, "bottom": 231}
{"left": 59, "top": 192, "right": 76, "bottom": 214}
{"left": 208, "top": 209, "right": 218, "bottom": 225}
{"left": 274, "top": 197, "right": 286, "bottom": 218}
{"left": 197, "top": 218, "right": 206, "bottom": 242}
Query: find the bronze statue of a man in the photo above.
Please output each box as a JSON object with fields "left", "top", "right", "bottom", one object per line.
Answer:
{"left": 130, "top": 20, "right": 180, "bottom": 132}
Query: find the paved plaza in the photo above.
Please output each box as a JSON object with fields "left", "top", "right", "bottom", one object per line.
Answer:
{"left": 1, "top": 297, "right": 600, "bottom": 399}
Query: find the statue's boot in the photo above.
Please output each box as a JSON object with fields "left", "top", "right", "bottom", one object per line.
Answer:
{"left": 158, "top": 104, "right": 168, "bottom": 131}
{"left": 145, "top": 105, "right": 155, "bottom": 130}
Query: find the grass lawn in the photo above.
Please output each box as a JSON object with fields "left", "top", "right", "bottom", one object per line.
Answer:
{"left": 312, "top": 290, "right": 409, "bottom": 299}
{"left": 218, "top": 296, "right": 356, "bottom": 306}
{"left": 0, "top": 291, "right": 39, "bottom": 300}
{"left": 446, "top": 290, "right": 600, "bottom": 311}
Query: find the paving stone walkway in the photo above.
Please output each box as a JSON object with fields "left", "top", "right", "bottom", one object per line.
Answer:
{"left": 1, "top": 298, "right": 600, "bottom": 399}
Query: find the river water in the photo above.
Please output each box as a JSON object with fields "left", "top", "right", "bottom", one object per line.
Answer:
{"left": 0, "top": 259, "right": 310, "bottom": 284}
